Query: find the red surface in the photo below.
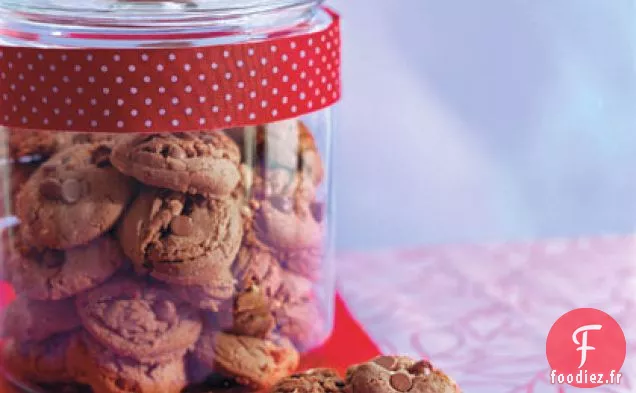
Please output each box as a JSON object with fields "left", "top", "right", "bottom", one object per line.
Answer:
{"left": 299, "top": 293, "right": 381, "bottom": 375}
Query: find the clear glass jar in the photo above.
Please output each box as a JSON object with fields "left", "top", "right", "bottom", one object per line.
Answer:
{"left": 0, "top": 1, "right": 339, "bottom": 392}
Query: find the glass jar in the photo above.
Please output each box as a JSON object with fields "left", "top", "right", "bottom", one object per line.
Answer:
{"left": 0, "top": 1, "right": 340, "bottom": 392}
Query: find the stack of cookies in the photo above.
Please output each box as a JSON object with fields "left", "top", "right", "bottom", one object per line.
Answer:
{"left": 1, "top": 119, "right": 328, "bottom": 393}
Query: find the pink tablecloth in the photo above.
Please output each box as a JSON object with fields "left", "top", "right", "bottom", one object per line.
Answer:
{"left": 338, "top": 235, "right": 636, "bottom": 393}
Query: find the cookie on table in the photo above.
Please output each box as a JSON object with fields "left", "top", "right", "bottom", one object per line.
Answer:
{"left": 118, "top": 188, "right": 243, "bottom": 285}
{"left": 1, "top": 332, "right": 79, "bottom": 384}
{"left": 345, "top": 356, "right": 460, "bottom": 393}
{"left": 194, "top": 331, "right": 299, "bottom": 389}
{"left": 171, "top": 263, "right": 235, "bottom": 311}
{"left": 271, "top": 368, "right": 344, "bottom": 393}
{"left": 15, "top": 142, "right": 136, "bottom": 249}
{"left": 6, "top": 234, "right": 124, "bottom": 301}
{"left": 76, "top": 277, "right": 202, "bottom": 362}
{"left": 2, "top": 296, "right": 81, "bottom": 342}
{"left": 70, "top": 333, "right": 187, "bottom": 393}
{"left": 111, "top": 131, "right": 241, "bottom": 197}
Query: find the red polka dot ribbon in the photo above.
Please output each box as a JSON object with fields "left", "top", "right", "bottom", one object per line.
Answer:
{"left": 0, "top": 9, "right": 340, "bottom": 133}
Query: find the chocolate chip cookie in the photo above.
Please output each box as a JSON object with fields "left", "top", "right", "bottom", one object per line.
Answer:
{"left": 226, "top": 286, "right": 277, "bottom": 338}
{"left": 8, "top": 129, "right": 68, "bottom": 161}
{"left": 7, "top": 234, "right": 124, "bottom": 301}
{"left": 9, "top": 163, "right": 38, "bottom": 202}
{"left": 272, "top": 368, "right": 344, "bottom": 393}
{"left": 242, "top": 166, "right": 317, "bottom": 204}
{"left": 8, "top": 129, "right": 118, "bottom": 161}
{"left": 2, "top": 296, "right": 81, "bottom": 342}
{"left": 16, "top": 142, "right": 136, "bottom": 249}
{"left": 76, "top": 277, "right": 202, "bottom": 362}
{"left": 111, "top": 132, "right": 241, "bottom": 197}
{"left": 231, "top": 121, "right": 323, "bottom": 182}
{"left": 274, "top": 300, "right": 324, "bottom": 350}
{"left": 345, "top": 356, "right": 460, "bottom": 393}
{"left": 1, "top": 332, "right": 79, "bottom": 384}
{"left": 254, "top": 198, "right": 323, "bottom": 251}
{"left": 70, "top": 332, "right": 187, "bottom": 393}
{"left": 118, "top": 188, "right": 243, "bottom": 284}
{"left": 172, "top": 263, "right": 235, "bottom": 311}
{"left": 194, "top": 331, "right": 299, "bottom": 389}
{"left": 232, "top": 230, "right": 283, "bottom": 297}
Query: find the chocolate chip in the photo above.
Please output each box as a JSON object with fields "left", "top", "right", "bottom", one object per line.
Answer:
{"left": 409, "top": 360, "right": 433, "bottom": 376}
{"left": 39, "top": 178, "right": 63, "bottom": 200}
{"left": 41, "top": 251, "right": 65, "bottom": 268}
{"left": 311, "top": 202, "right": 325, "bottom": 222}
{"left": 270, "top": 195, "right": 293, "bottom": 213}
{"left": 154, "top": 299, "right": 177, "bottom": 323}
{"left": 335, "top": 381, "right": 346, "bottom": 388}
{"left": 91, "top": 145, "right": 112, "bottom": 168}
{"left": 170, "top": 215, "right": 194, "bottom": 236}
{"left": 374, "top": 356, "right": 397, "bottom": 370}
{"left": 389, "top": 373, "right": 412, "bottom": 392}
{"left": 61, "top": 179, "right": 81, "bottom": 204}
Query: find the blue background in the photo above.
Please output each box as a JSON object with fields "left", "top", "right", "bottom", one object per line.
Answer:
{"left": 330, "top": 0, "right": 636, "bottom": 251}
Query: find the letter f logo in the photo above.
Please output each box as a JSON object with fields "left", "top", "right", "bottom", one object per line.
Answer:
{"left": 573, "top": 324, "right": 603, "bottom": 368}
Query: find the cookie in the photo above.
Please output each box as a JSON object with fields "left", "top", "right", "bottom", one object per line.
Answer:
{"left": 119, "top": 188, "right": 243, "bottom": 284}
{"left": 9, "top": 163, "right": 38, "bottom": 202}
{"left": 194, "top": 331, "right": 299, "bottom": 389}
{"left": 70, "top": 333, "right": 187, "bottom": 393}
{"left": 280, "top": 246, "right": 324, "bottom": 280}
{"left": 275, "top": 271, "right": 313, "bottom": 304}
{"left": 76, "top": 277, "right": 202, "bottom": 362}
{"left": 7, "top": 129, "right": 119, "bottom": 161}
{"left": 296, "top": 121, "right": 325, "bottom": 186}
{"left": 271, "top": 271, "right": 322, "bottom": 349}
{"left": 232, "top": 230, "right": 283, "bottom": 297}
{"left": 274, "top": 300, "right": 324, "bottom": 349}
{"left": 272, "top": 368, "right": 344, "bottom": 393}
{"left": 2, "top": 296, "right": 81, "bottom": 342}
{"left": 241, "top": 165, "right": 317, "bottom": 204}
{"left": 227, "top": 286, "right": 276, "bottom": 338}
{"left": 64, "top": 132, "right": 120, "bottom": 146}
{"left": 15, "top": 142, "right": 136, "bottom": 249}
{"left": 345, "top": 356, "right": 460, "bottom": 393}
{"left": 1, "top": 332, "right": 79, "bottom": 384}
{"left": 8, "top": 129, "right": 68, "bottom": 161}
{"left": 231, "top": 121, "right": 323, "bottom": 183}
{"left": 254, "top": 198, "right": 323, "bottom": 251}
{"left": 111, "top": 132, "right": 241, "bottom": 197}
{"left": 172, "top": 263, "right": 235, "bottom": 311}
{"left": 7, "top": 234, "right": 124, "bottom": 301}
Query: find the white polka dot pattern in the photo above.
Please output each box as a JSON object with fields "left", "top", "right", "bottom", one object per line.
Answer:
{"left": 0, "top": 11, "right": 341, "bottom": 133}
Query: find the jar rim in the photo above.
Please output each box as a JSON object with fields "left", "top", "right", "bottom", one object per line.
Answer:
{"left": 0, "top": 0, "right": 323, "bottom": 24}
